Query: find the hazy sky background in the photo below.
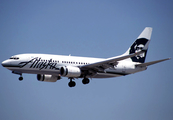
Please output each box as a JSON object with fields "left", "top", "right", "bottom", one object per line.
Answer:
{"left": 0, "top": 0, "right": 173, "bottom": 120}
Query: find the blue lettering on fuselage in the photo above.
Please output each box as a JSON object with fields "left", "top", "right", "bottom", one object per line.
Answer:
{"left": 19, "top": 57, "right": 59, "bottom": 70}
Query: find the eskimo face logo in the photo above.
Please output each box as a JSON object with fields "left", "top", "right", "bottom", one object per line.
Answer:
{"left": 130, "top": 38, "right": 148, "bottom": 63}
{"left": 134, "top": 44, "right": 145, "bottom": 59}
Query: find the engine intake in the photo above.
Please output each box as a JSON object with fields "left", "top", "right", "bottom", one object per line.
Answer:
{"left": 60, "top": 66, "right": 81, "bottom": 77}
{"left": 37, "top": 74, "right": 61, "bottom": 82}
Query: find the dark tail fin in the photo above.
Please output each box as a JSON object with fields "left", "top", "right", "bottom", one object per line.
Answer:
{"left": 123, "top": 27, "right": 152, "bottom": 63}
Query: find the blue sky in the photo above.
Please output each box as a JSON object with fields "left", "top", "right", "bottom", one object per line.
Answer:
{"left": 0, "top": 0, "right": 173, "bottom": 120}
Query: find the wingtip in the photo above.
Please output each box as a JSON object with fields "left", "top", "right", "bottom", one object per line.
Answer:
{"left": 162, "top": 58, "right": 171, "bottom": 61}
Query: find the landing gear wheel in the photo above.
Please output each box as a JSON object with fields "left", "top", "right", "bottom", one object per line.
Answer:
{"left": 19, "top": 77, "right": 23, "bottom": 81}
{"left": 82, "top": 78, "right": 90, "bottom": 84}
{"left": 68, "top": 81, "right": 76, "bottom": 87}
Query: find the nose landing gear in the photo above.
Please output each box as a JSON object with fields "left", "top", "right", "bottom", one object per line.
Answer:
{"left": 12, "top": 71, "right": 23, "bottom": 81}
{"left": 19, "top": 76, "right": 23, "bottom": 81}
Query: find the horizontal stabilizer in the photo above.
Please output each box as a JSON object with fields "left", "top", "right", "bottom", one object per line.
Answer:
{"left": 136, "top": 58, "right": 171, "bottom": 67}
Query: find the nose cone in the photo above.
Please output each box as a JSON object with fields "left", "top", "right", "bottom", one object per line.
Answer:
{"left": 1, "top": 60, "right": 11, "bottom": 67}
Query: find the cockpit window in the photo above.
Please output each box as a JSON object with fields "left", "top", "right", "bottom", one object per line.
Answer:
{"left": 9, "top": 56, "right": 19, "bottom": 60}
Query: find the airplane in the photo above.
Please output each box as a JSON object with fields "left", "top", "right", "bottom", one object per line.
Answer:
{"left": 1, "top": 27, "right": 170, "bottom": 87}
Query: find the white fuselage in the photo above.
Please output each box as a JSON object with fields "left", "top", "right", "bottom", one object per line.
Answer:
{"left": 2, "top": 53, "right": 147, "bottom": 78}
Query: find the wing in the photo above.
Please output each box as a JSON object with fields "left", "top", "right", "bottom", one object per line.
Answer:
{"left": 80, "top": 50, "right": 145, "bottom": 71}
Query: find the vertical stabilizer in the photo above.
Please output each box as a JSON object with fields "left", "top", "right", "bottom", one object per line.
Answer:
{"left": 123, "top": 27, "right": 152, "bottom": 63}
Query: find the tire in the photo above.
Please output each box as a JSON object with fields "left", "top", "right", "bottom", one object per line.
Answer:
{"left": 68, "top": 81, "right": 76, "bottom": 87}
{"left": 82, "top": 78, "right": 90, "bottom": 84}
{"left": 19, "top": 77, "right": 23, "bottom": 81}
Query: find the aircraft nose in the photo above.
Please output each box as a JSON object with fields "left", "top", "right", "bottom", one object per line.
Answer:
{"left": 1, "top": 60, "right": 11, "bottom": 67}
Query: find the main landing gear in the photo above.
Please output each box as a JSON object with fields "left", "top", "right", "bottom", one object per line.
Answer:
{"left": 82, "top": 78, "right": 90, "bottom": 84}
{"left": 68, "top": 78, "right": 90, "bottom": 87}
{"left": 68, "top": 78, "right": 76, "bottom": 87}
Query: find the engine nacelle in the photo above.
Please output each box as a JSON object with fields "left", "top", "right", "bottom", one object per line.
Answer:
{"left": 37, "top": 74, "right": 61, "bottom": 82}
{"left": 60, "top": 66, "right": 81, "bottom": 77}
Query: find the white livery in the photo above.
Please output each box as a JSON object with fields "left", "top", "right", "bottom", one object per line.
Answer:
{"left": 2, "top": 27, "right": 170, "bottom": 87}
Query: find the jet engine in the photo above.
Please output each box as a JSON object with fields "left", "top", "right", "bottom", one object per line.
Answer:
{"left": 37, "top": 74, "right": 61, "bottom": 82}
{"left": 60, "top": 66, "right": 81, "bottom": 77}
